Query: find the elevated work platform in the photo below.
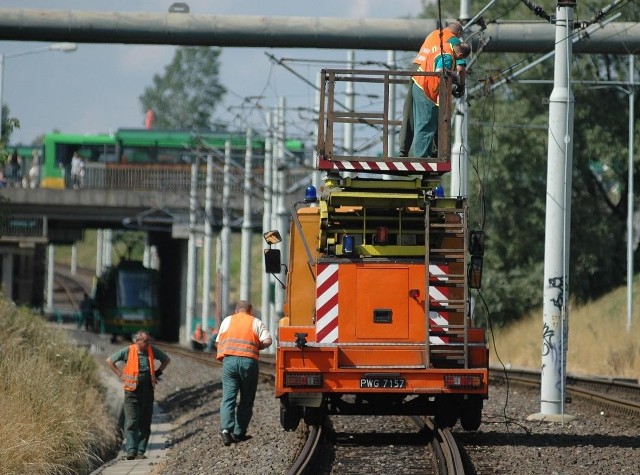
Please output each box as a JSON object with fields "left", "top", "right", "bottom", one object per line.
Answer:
{"left": 315, "top": 68, "right": 454, "bottom": 176}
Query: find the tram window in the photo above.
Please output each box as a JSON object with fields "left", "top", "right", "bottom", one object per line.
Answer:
{"left": 121, "top": 147, "right": 151, "bottom": 164}
{"left": 54, "top": 144, "right": 73, "bottom": 166}
{"left": 117, "top": 270, "right": 158, "bottom": 308}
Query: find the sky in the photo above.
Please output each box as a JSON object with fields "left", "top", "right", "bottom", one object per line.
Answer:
{"left": 0, "top": 1, "right": 426, "bottom": 146}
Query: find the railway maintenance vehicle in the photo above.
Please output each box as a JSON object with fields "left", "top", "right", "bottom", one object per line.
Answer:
{"left": 264, "top": 68, "right": 489, "bottom": 431}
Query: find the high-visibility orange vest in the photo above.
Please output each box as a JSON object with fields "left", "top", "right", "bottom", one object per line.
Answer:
{"left": 122, "top": 344, "right": 156, "bottom": 391}
{"left": 216, "top": 312, "right": 261, "bottom": 361}
{"left": 412, "top": 28, "right": 459, "bottom": 104}
{"left": 413, "top": 28, "right": 456, "bottom": 65}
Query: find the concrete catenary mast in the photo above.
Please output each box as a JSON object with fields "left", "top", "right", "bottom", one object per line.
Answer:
{"left": 239, "top": 128, "right": 253, "bottom": 301}
{"left": 529, "top": 0, "right": 576, "bottom": 423}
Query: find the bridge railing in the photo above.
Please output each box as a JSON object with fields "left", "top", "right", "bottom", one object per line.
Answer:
{"left": 82, "top": 163, "right": 315, "bottom": 196}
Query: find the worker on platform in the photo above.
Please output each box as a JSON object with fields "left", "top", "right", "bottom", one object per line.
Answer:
{"left": 410, "top": 41, "right": 470, "bottom": 158}
{"left": 399, "top": 21, "right": 468, "bottom": 158}
{"left": 106, "top": 331, "right": 170, "bottom": 460}
{"left": 216, "top": 300, "right": 272, "bottom": 446}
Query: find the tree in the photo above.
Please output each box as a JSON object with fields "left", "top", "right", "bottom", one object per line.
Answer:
{"left": 419, "top": 1, "right": 640, "bottom": 324}
{"left": 139, "top": 46, "right": 227, "bottom": 130}
{"left": 0, "top": 104, "right": 20, "bottom": 165}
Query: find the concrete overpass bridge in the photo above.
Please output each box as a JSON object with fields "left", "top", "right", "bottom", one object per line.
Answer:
{"left": 2, "top": 163, "right": 313, "bottom": 239}
{"left": 0, "top": 164, "right": 314, "bottom": 342}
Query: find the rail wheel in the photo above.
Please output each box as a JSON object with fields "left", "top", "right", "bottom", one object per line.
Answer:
{"left": 434, "top": 411, "right": 458, "bottom": 428}
{"left": 303, "top": 405, "right": 325, "bottom": 426}
{"left": 460, "top": 398, "right": 483, "bottom": 431}
{"left": 434, "top": 397, "right": 459, "bottom": 428}
{"left": 280, "top": 398, "right": 302, "bottom": 431}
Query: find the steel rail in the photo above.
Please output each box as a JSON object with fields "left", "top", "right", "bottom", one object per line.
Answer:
{"left": 286, "top": 425, "right": 323, "bottom": 475}
{"left": 423, "top": 417, "right": 467, "bottom": 475}
{"left": 54, "top": 274, "right": 81, "bottom": 312}
{"left": 490, "top": 366, "right": 640, "bottom": 416}
{"left": 153, "top": 341, "right": 320, "bottom": 475}
{"left": 152, "top": 341, "right": 276, "bottom": 380}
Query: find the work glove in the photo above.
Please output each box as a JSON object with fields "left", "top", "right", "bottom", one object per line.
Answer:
{"left": 155, "top": 370, "right": 163, "bottom": 380}
{"left": 452, "top": 83, "right": 465, "bottom": 98}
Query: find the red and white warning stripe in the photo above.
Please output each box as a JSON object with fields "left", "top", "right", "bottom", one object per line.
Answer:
{"left": 316, "top": 156, "right": 450, "bottom": 174}
{"left": 429, "top": 264, "right": 450, "bottom": 345}
{"left": 316, "top": 263, "right": 339, "bottom": 343}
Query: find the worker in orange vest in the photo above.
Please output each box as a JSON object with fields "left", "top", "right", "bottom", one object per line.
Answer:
{"left": 216, "top": 300, "right": 272, "bottom": 446}
{"left": 191, "top": 323, "right": 208, "bottom": 351}
{"left": 106, "top": 331, "right": 171, "bottom": 460}
{"left": 410, "top": 40, "right": 470, "bottom": 158}
{"left": 399, "top": 21, "right": 467, "bottom": 157}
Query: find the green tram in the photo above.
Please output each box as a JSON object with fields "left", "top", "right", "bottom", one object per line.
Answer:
{"left": 38, "top": 129, "right": 306, "bottom": 189}
{"left": 93, "top": 259, "right": 161, "bottom": 343}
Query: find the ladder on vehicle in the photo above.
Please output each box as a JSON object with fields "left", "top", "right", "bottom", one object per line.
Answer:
{"left": 425, "top": 199, "right": 469, "bottom": 367}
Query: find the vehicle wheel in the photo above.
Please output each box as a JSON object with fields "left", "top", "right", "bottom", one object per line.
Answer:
{"left": 434, "top": 397, "right": 458, "bottom": 428}
{"left": 303, "top": 406, "right": 325, "bottom": 426}
{"left": 460, "top": 400, "right": 483, "bottom": 431}
{"left": 434, "top": 411, "right": 457, "bottom": 428}
{"left": 280, "top": 400, "right": 302, "bottom": 431}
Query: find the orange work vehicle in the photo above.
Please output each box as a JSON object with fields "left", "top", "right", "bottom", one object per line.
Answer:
{"left": 264, "top": 69, "right": 488, "bottom": 431}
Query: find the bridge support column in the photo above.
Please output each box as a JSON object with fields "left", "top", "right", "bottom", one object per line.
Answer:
{"left": 2, "top": 252, "right": 13, "bottom": 302}
{"left": 45, "top": 244, "right": 55, "bottom": 314}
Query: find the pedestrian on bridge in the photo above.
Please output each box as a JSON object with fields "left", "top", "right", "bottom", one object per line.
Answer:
{"left": 71, "top": 152, "right": 84, "bottom": 189}
{"left": 216, "top": 300, "right": 272, "bottom": 446}
{"left": 106, "top": 331, "right": 171, "bottom": 460}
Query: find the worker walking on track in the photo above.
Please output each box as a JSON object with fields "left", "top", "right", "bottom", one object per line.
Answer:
{"left": 216, "top": 300, "right": 272, "bottom": 446}
{"left": 106, "top": 331, "right": 171, "bottom": 460}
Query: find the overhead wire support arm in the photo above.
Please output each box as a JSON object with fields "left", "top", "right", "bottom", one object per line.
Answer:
{"left": 469, "top": 13, "right": 621, "bottom": 97}
{"left": 462, "top": 0, "right": 497, "bottom": 32}
{"left": 578, "top": 0, "right": 630, "bottom": 29}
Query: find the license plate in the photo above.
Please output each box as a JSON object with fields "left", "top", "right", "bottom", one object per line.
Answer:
{"left": 359, "top": 377, "right": 406, "bottom": 389}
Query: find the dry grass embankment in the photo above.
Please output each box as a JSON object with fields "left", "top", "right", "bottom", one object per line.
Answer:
{"left": 489, "top": 280, "right": 640, "bottom": 380}
{"left": 0, "top": 301, "right": 117, "bottom": 474}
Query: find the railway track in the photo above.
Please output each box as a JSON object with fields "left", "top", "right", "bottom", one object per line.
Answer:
{"left": 53, "top": 271, "right": 89, "bottom": 313}
{"left": 153, "top": 344, "right": 640, "bottom": 474}
{"left": 52, "top": 266, "right": 95, "bottom": 312}
{"left": 287, "top": 414, "right": 468, "bottom": 475}
{"left": 490, "top": 366, "right": 640, "bottom": 417}
{"left": 156, "top": 343, "right": 470, "bottom": 473}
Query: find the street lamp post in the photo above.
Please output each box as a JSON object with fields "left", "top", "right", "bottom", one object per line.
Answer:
{"left": 0, "top": 42, "right": 77, "bottom": 142}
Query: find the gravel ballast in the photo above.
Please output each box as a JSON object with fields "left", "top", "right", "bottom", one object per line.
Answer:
{"left": 92, "top": 340, "right": 640, "bottom": 474}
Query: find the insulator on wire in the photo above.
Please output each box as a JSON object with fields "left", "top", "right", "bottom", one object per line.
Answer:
{"left": 520, "top": 0, "right": 551, "bottom": 22}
